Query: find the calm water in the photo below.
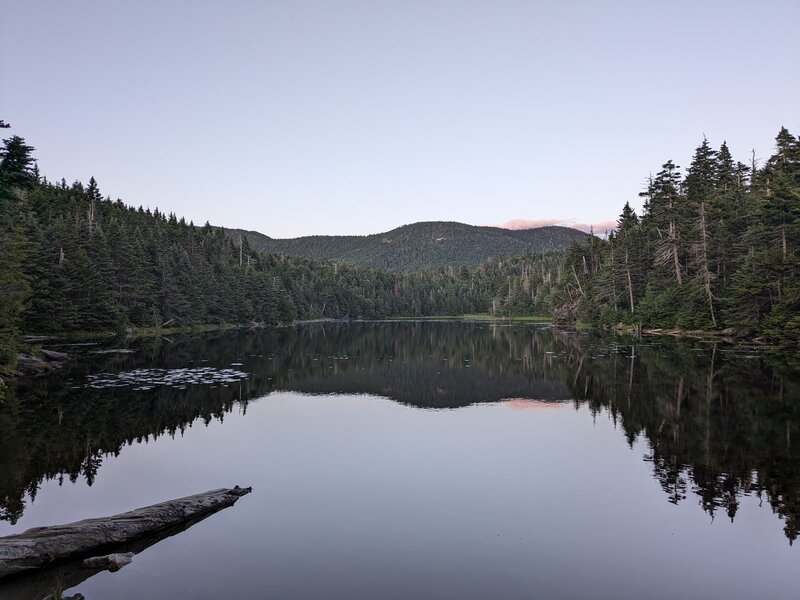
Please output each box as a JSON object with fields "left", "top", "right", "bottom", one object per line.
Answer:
{"left": 0, "top": 322, "right": 798, "bottom": 599}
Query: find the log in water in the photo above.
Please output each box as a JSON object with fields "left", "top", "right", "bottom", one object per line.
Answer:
{"left": 0, "top": 486, "right": 252, "bottom": 580}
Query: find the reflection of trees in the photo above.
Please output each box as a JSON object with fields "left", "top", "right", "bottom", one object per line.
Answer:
{"left": 0, "top": 323, "right": 798, "bottom": 543}
{"left": 0, "top": 378, "right": 244, "bottom": 524}
{"left": 0, "top": 322, "right": 573, "bottom": 525}
{"left": 565, "top": 339, "right": 800, "bottom": 544}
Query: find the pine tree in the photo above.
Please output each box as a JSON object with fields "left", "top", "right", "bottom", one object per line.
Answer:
{"left": 613, "top": 203, "right": 643, "bottom": 314}
{"left": 0, "top": 136, "right": 36, "bottom": 191}
{"left": 642, "top": 160, "right": 684, "bottom": 286}
{"left": 683, "top": 138, "right": 720, "bottom": 328}
{"left": 716, "top": 141, "right": 735, "bottom": 191}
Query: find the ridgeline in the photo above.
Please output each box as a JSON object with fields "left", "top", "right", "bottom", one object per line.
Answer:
{"left": 228, "top": 221, "right": 587, "bottom": 271}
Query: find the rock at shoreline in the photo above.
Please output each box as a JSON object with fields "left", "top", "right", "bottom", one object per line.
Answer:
{"left": 10, "top": 349, "right": 70, "bottom": 376}
{"left": 41, "top": 349, "right": 70, "bottom": 362}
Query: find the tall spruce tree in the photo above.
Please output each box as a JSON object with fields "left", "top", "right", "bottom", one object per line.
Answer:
{"left": 0, "top": 136, "right": 36, "bottom": 191}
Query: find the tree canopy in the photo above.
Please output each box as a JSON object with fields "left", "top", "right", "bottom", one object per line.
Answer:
{"left": 554, "top": 127, "right": 800, "bottom": 339}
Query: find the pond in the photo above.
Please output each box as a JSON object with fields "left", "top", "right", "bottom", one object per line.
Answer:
{"left": 0, "top": 321, "right": 798, "bottom": 598}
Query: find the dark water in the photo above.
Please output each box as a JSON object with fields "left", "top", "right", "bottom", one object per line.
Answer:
{"left": 0, "top": 322, "right": 798, "bottom": 599}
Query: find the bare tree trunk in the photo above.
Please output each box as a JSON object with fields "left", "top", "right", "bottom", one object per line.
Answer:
{"left": 670, "top": 221, "right": 682, "bottom": 285}
{"left": 88, "top": 199, "right": 95, "bottom": 233}
{"left": 781, "top": 223, "right": 787, "bottom": 262}
{"left": 610, "top": 244, "right": 617, "bottom": 312}
{"left": 699, "top": 203, "right": 717, "bottom": 328}
{"left": 571, "top": 265, "right": 585, "bottom": 298}
{"left": 625, "top": 249, "right": 635, "bottom": 312}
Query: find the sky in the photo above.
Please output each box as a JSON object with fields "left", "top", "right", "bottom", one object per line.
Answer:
{"left": 2, "top": 0, "right": 798, "bottom": 238}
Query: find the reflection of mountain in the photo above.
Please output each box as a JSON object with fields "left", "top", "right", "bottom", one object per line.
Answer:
{"left": 1, "top": 322, "right": 798, "bottom": 542}
{"left": 240, "top": 321, "right": 575, "bottom": 407}
{"left": 284, "top": 362, "right": 571, "bottom": 408}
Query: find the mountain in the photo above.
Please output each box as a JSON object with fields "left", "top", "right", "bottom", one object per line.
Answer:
{"left": 227, "top": 221, "right": 588, "bottom": 271}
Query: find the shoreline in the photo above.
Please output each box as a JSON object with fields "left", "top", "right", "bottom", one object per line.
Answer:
{"left": 602, "top": 323, "right": 793, "bottom": 345}
{"left": 3, "top": 317, "right": 792, "bottom": 378}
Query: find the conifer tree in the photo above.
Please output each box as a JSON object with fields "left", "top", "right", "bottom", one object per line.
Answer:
{"left": 0, "top": 136, "right": 36, "bottom": 191}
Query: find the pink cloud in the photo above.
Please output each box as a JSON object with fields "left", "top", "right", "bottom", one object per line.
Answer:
{"left": 502, "top": 218, "right": 565, "bottom": 229}
{"left": 494, "top": 218, "right": 617, "bottom": 235}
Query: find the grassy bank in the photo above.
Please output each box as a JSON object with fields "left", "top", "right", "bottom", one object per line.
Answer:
{"left": 387, "top": 313, "right": 552, "bottom": 322}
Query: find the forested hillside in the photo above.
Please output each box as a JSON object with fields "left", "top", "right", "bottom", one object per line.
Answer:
{"left": 3, "top": 122, "right": 796, "bottom": 374}
{"left": 0, "top": 122, "right": 568, "bottom": 367}
{"left": 229, "top": 221, "right": 587, "bottom": 271}
{"left": 555, "top": 127, "right": 800, "bottom": 338}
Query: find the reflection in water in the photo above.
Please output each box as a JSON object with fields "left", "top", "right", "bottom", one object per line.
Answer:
{"left": 0, "top": 322, "right": 798, "bottom": 542}
{"left": 503, "top": 399, "right": 567, "bottom": 410}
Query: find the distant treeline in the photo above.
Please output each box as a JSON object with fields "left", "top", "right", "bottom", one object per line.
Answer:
{"left": 230, "top": 221, "right": 587, "bottom": 271}
{"left": 3, "top": 124, "right": 798, "bottom": 367}
{"left": 0, "top": 123, "right": 567, "bottom": 366}
{"left": 555, "top": 127, "right": 800, "bottom": 338}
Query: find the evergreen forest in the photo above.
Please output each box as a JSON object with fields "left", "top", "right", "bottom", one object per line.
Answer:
{"left": 556, "top": 127, "right": 800, "bottom": 338}
{"left": 0, "top": 121, "right": 563, "bottom": 368}
{"left": 1, "top": 123, "right": 799, "bottom": 370}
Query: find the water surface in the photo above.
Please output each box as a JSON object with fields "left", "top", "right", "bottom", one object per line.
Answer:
{"left": 0, "top": 322, "right": 798, "bottom": 598}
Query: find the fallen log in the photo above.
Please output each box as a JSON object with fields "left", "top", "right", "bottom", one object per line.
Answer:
{"left": 0, "top": 486, "right": 251, "bottom": 581}
{"left": 0, "top": 503, "right": 242, "bottom": 600}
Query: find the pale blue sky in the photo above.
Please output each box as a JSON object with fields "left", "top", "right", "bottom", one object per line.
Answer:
{"left": 2, "top": 1, "right": 798, "bottom": 237}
